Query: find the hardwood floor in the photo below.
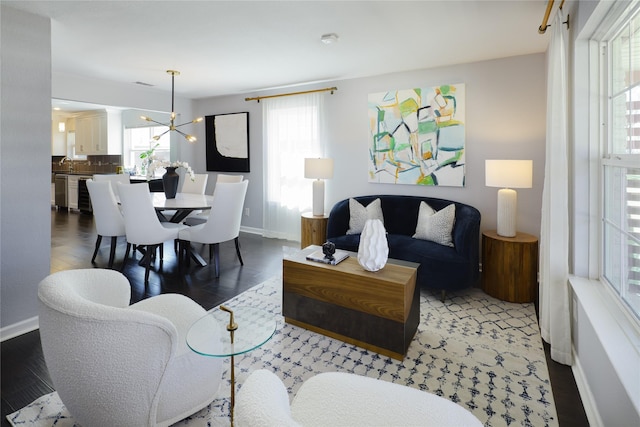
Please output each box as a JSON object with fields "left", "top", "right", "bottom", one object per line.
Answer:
{"left": 1, "top": 208, "right": 589, "bottom": 426}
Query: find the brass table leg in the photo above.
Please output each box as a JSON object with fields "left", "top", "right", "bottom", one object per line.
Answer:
{"left": 230, "top": 354, "right": 235, "bottom": 426}
{"left": 220, "top": 306, "right": 238, "bottom": 426}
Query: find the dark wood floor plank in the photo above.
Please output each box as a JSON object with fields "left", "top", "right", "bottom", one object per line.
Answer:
{"left": 0, "top": 207, "right": 589, "bottom": 427}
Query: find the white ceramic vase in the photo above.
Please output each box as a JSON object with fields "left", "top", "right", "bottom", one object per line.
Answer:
{"left": 357, "top": 219, "right": 389, "bottom": 272}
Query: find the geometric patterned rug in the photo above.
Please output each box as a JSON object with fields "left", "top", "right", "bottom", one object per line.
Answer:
{"left": 7, "top": 276, "right": 558, "bottom": 427}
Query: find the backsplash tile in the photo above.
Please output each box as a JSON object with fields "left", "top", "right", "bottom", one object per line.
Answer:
{"left": 51, "top": 155, "right": 122, "bottom": 175}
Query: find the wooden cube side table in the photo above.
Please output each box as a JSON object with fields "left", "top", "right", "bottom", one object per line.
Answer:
{"left": 300, "top": 212, "right": 329, "bottom": 248}
{"left": 481, "top": 230, "right": 539, "bottom": 303}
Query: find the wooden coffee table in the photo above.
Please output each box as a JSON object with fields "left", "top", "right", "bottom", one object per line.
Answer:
{"left": 282, "top": 245, "right": 419, "bottom": 360}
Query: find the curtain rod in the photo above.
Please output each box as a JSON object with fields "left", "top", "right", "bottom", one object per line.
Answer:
{"left": 539, "top": 0, "right": 568, "bottom": 34}
{"left": 245, "top": 86, "right": 337, "bottom": 102}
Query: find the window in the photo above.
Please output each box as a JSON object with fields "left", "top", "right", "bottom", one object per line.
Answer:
{"left": 262, "top": 92, "right": 325, "bottom": 241}
{"left": 602, "top": 3, "right": 640, "bottom": 320}
{"left": 123, "top": 126, "right": 170, "bottom": 176}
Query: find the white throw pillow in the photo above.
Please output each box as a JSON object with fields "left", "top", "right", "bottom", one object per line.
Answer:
{"left": 412, "top": 202, "right": 455, "bottom": 247}
{"left": 346, "top": 198, "right": 384, "bottom": 235}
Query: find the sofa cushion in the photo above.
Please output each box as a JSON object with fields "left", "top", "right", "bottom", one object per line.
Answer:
{"left": 412, "top": 202, "right": 455, "bottom": 247}
{"left": 346, "top": 198, "right": 384, "bottom": 235}
{"left": 387, "top": 235, "right": 472, "bottom": 288}
{"left": 386, "top": 235, "right": 465, "bottom": 265}
{"left": 328, "top": 234, "right": 360, "bottom": 253}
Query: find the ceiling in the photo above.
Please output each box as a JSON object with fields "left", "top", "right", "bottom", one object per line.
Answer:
{"left": 5, "top": 0, "right": 553, "bottom": 101}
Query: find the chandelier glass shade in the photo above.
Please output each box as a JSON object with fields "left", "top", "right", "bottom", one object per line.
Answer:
{"left": 140, "top": 70, "right": 203, "bottom": 143}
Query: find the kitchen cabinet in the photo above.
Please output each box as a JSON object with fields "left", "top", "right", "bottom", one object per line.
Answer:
{"left": 66, "top": 117, "right": 75, "bottom": 132}
{"left": 75, "top": 110, "right": 122, "bottom": 155}
{"left": 75, "top": 115, "right": 95, "bottom": 155}
{"left": 68, "top": 176, "right": 79, "bottom": 209}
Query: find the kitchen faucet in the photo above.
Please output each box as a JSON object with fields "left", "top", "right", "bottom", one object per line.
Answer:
{"left": 59, "top": 157, "right": 74, "bottom": 172}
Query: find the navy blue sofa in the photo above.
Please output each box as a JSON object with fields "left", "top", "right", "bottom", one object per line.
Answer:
{"left": 326, "top": 195, "right": 481, "bottom": 299}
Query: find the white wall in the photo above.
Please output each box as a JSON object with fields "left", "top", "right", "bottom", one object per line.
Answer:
{"left": 193, "top": 54, "right": 547, "bottom": 237}
{"left": 0, "top": 6, "right": 52, "bottom": 332}
{"left": 0, "top": 5, "right": 200, "bottom": 334}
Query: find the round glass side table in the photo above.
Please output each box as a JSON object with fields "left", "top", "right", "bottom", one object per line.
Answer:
{"left": 187, "top": 306, "right": 276, "bottom": 426}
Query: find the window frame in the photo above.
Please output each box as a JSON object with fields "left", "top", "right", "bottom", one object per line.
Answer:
{"left": 123, "top": 125, "right": 171, "bottom": 176}
{"left": 597, "top": 0, "right": 640, "bottom": 324}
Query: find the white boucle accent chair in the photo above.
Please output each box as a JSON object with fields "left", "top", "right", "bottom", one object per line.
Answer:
{"left": 38, "top": 269, "right": 223, "bottom": 427}
{"left": 235, "top": 369, "right": 483, "bottom": 427}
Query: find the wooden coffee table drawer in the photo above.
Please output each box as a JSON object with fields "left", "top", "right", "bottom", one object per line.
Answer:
{"left": 283, "top": 246, "right": 419, "bottom": 360}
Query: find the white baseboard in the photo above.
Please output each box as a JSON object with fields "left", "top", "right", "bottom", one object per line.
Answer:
{"left": 239, "top": 225, "right": 264, "bottom": 236}
{"left": 572, "top": 348, "right": 604, "bottom": 427}
{"left": 1, "top": 316, "right": 39, "bottom": 342}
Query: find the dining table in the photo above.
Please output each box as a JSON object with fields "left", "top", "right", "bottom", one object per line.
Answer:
{"left": 152, "top": 192, "right": 214, "bottom": 223}
{"left": 151, "top": 192, "right": 215, "bottom": 266}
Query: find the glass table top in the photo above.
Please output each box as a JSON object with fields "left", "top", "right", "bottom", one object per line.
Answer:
{"left": 186, "top": 306, "right": 276, "bottom": 358}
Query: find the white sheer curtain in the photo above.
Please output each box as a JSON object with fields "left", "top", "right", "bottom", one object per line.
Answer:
{"left": 539, "top": 12, "right": 572, "bottom": 365}
{"left": 262, "top": 92, "right": 325, "bottom": 241}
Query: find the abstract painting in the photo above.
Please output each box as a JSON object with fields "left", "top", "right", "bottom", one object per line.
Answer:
{"left": 368, "top": 84, "right": 465, "bottom": 186}
{"left": 205, "top": 112, "right": 250, "bottom": 172}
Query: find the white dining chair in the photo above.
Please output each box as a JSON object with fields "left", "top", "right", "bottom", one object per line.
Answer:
{"left": 86, "top": 179, "right": 126, "bottom": 268}
{"left": 93, "top": 173, "right": 130, "bottom": 197}
{"left": 181, "top": 173, "right": 208, "bottom": 194}
{"left": 171, "top": 173, "right": 209, "bottom": 222}
{"left": 118, "top": 182, "right": 187, "bottom": 284}
{"left": 178, "top": 180, "right": 249, "bottom": 277}
{"left": 182, "top": 174, "right": 245, "bottom": 226}
{"left": 216, "top": 173, "right": 243, "bottom": 184}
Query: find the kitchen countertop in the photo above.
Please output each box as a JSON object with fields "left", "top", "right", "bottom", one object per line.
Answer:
{"left": 53, "top": 172, "right": 161, "bottom": 180}
{"left": 53, "top": 172, "right": 94, "bottom": 176}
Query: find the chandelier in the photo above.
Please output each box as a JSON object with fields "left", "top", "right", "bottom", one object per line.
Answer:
{"left": 141, "top": 70, "right": 203, "bottom": 143}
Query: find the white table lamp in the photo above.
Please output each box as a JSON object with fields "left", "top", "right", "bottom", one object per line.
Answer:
{"left": 305, "top": 158, "right": 334, "bottom": 216}
{"left": 485, "top": 160, "right": 533, "bottom": 237}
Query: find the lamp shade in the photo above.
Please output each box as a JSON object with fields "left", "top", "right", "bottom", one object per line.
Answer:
{"left": 485, "top": 160, "right": 533, "bottom": 189}
{"left": 304, "top": 158, "right": 334, "bottom": 179}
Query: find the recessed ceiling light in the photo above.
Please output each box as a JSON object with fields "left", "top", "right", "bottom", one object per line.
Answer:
{"left": 321, "top": 33, "right": 339, "bottom": 44}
